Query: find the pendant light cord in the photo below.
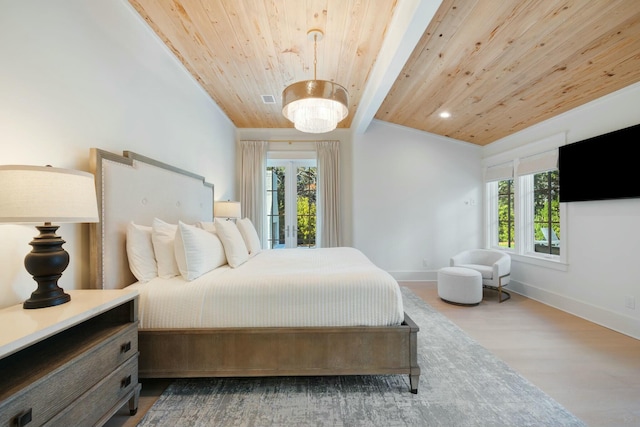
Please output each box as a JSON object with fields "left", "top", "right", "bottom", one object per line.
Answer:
{"left": 313, "top": 33, "right": 318, "bottom": 80}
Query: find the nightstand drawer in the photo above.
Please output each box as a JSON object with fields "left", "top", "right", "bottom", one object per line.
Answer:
{"left": 0, "top": 322, "right": 138, "bottom": 427}
{"left": 44, "top": 354, "right": 140, "bottom": 427}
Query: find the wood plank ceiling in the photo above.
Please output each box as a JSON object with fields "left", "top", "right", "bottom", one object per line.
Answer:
{"left": 129, "top": 0, "right": 640, "bottom": 145}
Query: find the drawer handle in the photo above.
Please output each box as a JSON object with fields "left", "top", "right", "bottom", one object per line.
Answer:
{"left": 120, "top": 341, "right": 132, "bottom": 353}
{"left": 12, "top": 408, "right": 32, "bottom": 426}
{"left": 121, "top": 375, "right": 132, "bottom": 389}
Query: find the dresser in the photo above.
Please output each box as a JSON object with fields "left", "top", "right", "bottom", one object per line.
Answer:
{"left": 0, "top": 289, "right": 140, "bottom": 427}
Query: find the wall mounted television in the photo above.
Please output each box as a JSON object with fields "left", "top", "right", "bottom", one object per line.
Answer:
{"left": 558, "top": 122, "right": 640, "bottom": 202}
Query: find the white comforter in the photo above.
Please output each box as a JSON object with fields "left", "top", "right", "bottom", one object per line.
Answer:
{"left": 129, "top": 247, "right": 404, "bottom": 328}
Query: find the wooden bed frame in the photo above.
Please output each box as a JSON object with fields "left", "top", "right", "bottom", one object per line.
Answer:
{"left": 89, "top": 148, "right": 421, "bottom": 393}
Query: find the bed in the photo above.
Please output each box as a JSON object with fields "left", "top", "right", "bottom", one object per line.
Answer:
{"left": 89, "top": 148, "right": 420, "bottom": 393}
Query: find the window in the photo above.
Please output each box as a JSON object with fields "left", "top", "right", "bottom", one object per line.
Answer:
{"left": 517, "top": 150, "right": 561, "bottom": 259}
{"left": 533, "top": 170, "right": 560, "bottom": 255}
{"left": 485, "top": 147, "right": 564, "bottom": 264}
{"left": 485, "top": 162, "right": 514, "bottom": 250}
{"left": 497, "top": 178, "right": 515, "bottom": 249}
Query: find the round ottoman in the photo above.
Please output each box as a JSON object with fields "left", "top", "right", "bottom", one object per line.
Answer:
{"left": 437, "top": 267, "right": 482, "bottom": 306}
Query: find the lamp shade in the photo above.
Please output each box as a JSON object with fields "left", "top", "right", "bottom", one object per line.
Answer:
{"left": 282, "top": 80, "right": 349, "bottom": 133}
{"left": 214, "top": 201, "right": 241, "bottom": 219}
{"left": 0, "top": 165, "right": 99, "bottom": 223}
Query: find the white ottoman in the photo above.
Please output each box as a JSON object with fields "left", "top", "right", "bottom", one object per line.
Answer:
{"left": 437, "top": 267, "right": 482, "bottom": 306}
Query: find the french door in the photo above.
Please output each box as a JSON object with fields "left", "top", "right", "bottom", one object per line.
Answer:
{"left": 266, "top": 160, "right": 317, "bottom": 249}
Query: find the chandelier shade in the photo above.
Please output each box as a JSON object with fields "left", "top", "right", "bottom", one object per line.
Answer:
{"left": 282, "top": 80, "right": 349, "bottom": 133}
{"left": 281, "top": 29, "right": 349, "bottom": 134}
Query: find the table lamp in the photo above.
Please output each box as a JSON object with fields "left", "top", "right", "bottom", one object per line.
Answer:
{"left": 0, "top": 165, "right": 99, "bottom": 309}
{"left": 214, "top": 200, "right": 241, "bottom": 221}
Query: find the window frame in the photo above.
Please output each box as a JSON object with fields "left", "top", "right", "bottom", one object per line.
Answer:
{"left": 520, "top": 171, "right": 563, "bottom": 256}
{"left": 486, "top": 172, "right": 567, "bottom": 268}
{"left": 530, "top": 170, "right": 560, "bottom": 256}
{"left": 483, "top": 133, "right": 568, "bottom": 270}
{"left": 486, "top": 178, "right": 515, "bottom": 251}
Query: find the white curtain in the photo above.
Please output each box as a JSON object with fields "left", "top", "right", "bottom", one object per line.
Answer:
{"left": 240, "top": 140, "right": 268, "bottom": 247}
{"left": 316, "top": 140, "right": 341, "bottom": 247}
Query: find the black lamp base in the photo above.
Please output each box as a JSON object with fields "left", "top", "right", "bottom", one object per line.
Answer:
{"left": 23, "top": 284, "right": 71, "bottom": 309}
{"left": 23, "top": 224, "right": 71, "bottom": 309}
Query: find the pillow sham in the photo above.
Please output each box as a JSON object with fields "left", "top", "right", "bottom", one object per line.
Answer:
{"left": 174, "top": 221, "right": 227, "bottom": 281}
{"left": 195, "top": 221, "right": 216, "bottom": 233}
{"left": 236, "top": 217, "right": 262, "bottom": 257}
{"left": 151, "top": 218, "right": 180, "bottom": 278}
{"left": 214, "top": 219, "right": 249, "bottom": 268}
{"left": 126, "top": 221, "right": 157, "bottom": 282}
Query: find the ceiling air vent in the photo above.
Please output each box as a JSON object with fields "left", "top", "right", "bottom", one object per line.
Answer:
{"left": 261, "top": 94, "right": 276, "bottom": 104}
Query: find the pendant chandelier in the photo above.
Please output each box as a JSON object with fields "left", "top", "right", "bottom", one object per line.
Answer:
{"left": 282, "top": 29, "right": 349, "bottom": 133}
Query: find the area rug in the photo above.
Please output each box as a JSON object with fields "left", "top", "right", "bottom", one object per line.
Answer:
{"left": 137, "top": 287, "right": 585, "bottom": 427}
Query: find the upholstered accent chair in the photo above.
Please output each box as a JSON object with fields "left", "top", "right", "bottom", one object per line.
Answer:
{"left": 450, "top": 249, "right": 511, "bottom": 302}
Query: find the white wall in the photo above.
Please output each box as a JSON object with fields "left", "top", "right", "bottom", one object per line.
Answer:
{"left": 0, "top": 0, "right": 236, "bottom": 307}
{"left": 353, "top": 120, "right": 483, "bottom": 279}
{"left": 485, "top": 82, "right": 640, "bottom": 339}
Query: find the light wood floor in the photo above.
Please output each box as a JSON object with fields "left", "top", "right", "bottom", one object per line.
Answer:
{"left": 405, "top": 282, "right": 640, "bottom": 427}
{"left": 106, "top": 282, "right": 640, "bottom": 427}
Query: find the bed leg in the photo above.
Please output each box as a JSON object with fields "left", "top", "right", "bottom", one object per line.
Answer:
{"left": 410, "top": 374, "right": 419, "bottom": 394}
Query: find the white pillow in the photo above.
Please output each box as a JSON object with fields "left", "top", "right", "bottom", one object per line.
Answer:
{"left": 236, "top": 218, "right": 262, "bottom": 257}
{"left": 126, "top": 221, "right": 157, "bottom": 282}
{"left": 195, "top": 221, "right": 216, "bottom": 232}
{"left": 174, "top": 221, "right": 227, "bottom": 281}
{"left": 151, "top": 218, "right": 180, "bottom": 278}
{"left": 214, "top": 219, "right": 249, "bottom": 268}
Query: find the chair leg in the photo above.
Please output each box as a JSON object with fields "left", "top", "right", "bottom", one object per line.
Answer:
{"left": 498, "top": 276, "right": 511, "bottom": 303}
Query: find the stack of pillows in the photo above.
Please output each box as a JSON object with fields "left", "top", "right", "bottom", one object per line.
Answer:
{"left": 126, "top": 217, "right": 262, "bottom": 282}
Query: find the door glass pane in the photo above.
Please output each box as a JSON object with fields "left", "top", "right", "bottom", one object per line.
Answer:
{"left": 296, "top": 166, "right": 317, "bottom": 248}
{"left": 266, "top": 166, "right": 285, "bottom": 249}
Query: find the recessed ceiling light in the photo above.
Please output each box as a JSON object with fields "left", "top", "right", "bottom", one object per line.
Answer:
{"left": 439, "top": 111, "right": 451, "bottom": 118}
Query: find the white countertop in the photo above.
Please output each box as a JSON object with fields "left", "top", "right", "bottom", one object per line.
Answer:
{"left": 0, "top": 289, "right": 138, "bottom": 359}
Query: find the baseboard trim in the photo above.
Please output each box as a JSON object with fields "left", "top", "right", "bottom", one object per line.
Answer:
{"left": 388, "top": 271, "right": 639, "bottom": 340}
{"left": 510, "top": 281, "right": 640, "bottom": 340}
{"left": 388, "top": 270, "right": 639, "bottom": 339}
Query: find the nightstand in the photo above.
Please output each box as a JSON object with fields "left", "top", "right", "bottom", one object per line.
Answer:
{"left": 0, "top": 289, "right": 141, "bottom": 427}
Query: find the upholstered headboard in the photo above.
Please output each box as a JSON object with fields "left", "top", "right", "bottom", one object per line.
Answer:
{"left": 89, "top": 149, "right": 214, "bottom": 289}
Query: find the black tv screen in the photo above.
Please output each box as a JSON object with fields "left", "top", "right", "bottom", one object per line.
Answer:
{"left": 558, "top": 123, "right": 640, "bottom": 202}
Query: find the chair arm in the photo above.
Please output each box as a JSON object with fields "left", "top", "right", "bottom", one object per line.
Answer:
{"left": 450, "top": 252, "right": 468, "bottom": 267}
{"left": 493, "top": 255, "right": 511, "bottom": 277}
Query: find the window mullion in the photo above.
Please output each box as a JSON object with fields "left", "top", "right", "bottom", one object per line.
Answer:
{"left": 486, "top": 182, "right": 499, "bottom": 248}
{"left": 518, "top": 174, "right": 534, "bottom": 255}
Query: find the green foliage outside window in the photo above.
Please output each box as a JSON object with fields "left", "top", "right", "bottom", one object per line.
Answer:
{"left": 267, "top": 165, "right": 317, "bottom": 247}
{"left": 297, "top": 196, "right": 316, "bottom": 246}
{"left": 296, "top": 167, "right": 317, "bottom": 247}
{"left": 498, "top": 179, "right": 515, "bottom": 248}
{"left": 495, "top": 170, "right": 560, "bottom": 255}
{"left": 533, "top": 170, "right": 560, "bottom": 255}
